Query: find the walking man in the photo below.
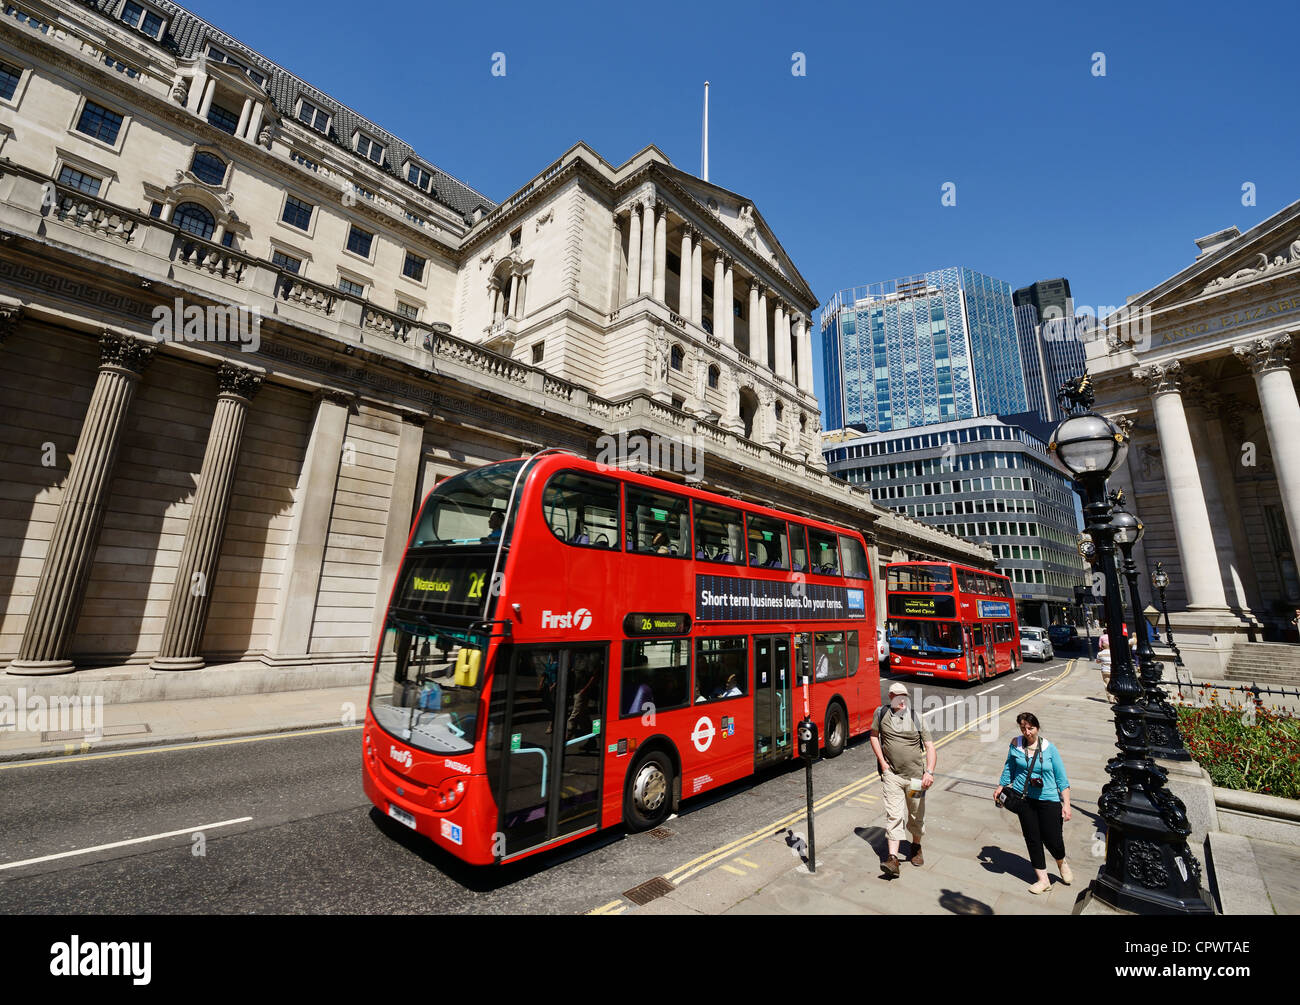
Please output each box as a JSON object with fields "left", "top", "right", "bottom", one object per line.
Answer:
{"left": 869, "top": 682, "right": 936, "bottom": 877}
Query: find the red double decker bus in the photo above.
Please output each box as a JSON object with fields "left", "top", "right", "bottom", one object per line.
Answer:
{"left": 884, "top": 561, "right": 1020, "bottom": 683}
{"left": 362, "top": 450, "right": 880, "bottom": 865}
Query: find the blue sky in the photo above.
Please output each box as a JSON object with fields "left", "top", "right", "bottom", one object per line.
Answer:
{"left": 191, "top": 0, "right": 1298, "bottom": 395}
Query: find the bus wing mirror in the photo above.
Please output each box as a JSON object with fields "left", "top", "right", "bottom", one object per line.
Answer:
{"left": 454, "top": 648, "right": 482, "bottom": 688}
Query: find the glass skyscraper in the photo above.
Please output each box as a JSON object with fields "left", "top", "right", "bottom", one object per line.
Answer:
{"left": 819, "top": 267, "right": 1027, "bottom": 433}
{"left": 1011, "top": 278, "right": 1092, "bottom": 425}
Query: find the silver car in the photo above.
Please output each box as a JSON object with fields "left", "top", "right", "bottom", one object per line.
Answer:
{"left": 1020, "top": 626, "right": 1053, "bottom": 662}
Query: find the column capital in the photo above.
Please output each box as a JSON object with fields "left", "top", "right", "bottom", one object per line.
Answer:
{"left": 1131, "top": 359, "right": 1183, "bottom": 395}
{"left": 755, "top": 283, "right": 768, "bottom": 300}
{"left": 99, "top": 330, "right": 156, "bottom": 375}
{"left": 216, "top": 362, "right": 264, "bottom": 401}
{"left": 722, "top": 254, "right": 735, "bottom": 270}
{"left": 654, "top": 199, "right": 668, "bottom": 215}
{"left": 0, "top": 302, "right": 22, "bottom": 344}
{"left": 314, "top": 387, "right": 357, "bottom": 410}
{"left": 1233, "top": 333, "right": 1292, "bottom": 374}
{"left": 399, "top": 408, "right": 430, "bottom": 427}
{"left": 681, "top": 223, "right": 699, "bottom": 242}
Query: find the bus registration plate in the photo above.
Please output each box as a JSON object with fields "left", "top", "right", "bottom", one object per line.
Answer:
{"left": 388, "top": 803, "right": 417, "bottom": 830}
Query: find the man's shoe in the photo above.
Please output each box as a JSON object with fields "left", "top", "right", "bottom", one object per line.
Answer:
{"left": 883, "top": 855, "right": 901, "bottom": 878}
{"left": 910, "top": 846, "right": 924, "bottom": 867}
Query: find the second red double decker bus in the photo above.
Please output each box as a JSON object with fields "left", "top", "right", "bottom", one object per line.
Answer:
{"left": 884, "top": 561, "right": 1020, "bottom": 683}
{"left": 362, "top": 449, "right": 880, "bottom": 865}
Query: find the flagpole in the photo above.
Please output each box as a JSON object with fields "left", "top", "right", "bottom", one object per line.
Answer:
{"left": 702, "top": 81, "right": 709, "bottom": 182}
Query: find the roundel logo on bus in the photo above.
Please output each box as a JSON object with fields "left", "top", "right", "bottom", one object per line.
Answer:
{"left": 541, "top": 608, "right": 592, "bottom": 630}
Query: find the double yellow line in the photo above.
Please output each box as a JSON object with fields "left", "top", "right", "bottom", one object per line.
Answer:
{"left": 654, "top": 660, "right": 1078, "bottom": 891}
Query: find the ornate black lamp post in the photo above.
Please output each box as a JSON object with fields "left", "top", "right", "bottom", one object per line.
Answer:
{"left": 1149, "top": 562, "right": 1185, "bottom": 668}
{"left": 1111, "top": 501, "right": 1189, "bottom": 760}
{"left": 1050, "top": 378, "right": 1210, "bottom": 914}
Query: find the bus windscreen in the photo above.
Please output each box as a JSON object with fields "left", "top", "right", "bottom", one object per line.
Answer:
{"left": 886, "top": 564, "right": 954, "bottom": 593}
{"left": 887, "top": 619, "right": 963, "bottom": 658}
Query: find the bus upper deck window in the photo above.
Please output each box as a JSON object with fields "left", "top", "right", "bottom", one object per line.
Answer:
{"left": 626, "top": 486, "right": 689, "bottom": 557}
{"left": 693, "top": 501, "right": 744, "bottom": 565}
{"left": 808, "top": 528, "right": 839, "bottom": 575}
{"left": 746, "top": 515, "right": 789, "bottom": 569}
{"left": 543, "top": 470, "right": 620, "bottom": 550}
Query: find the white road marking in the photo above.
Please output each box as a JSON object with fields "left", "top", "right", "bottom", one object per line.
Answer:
{"left": 920, "top": 700, "right": 961, "bottom": 720}
{"left": 976, "top": 684, "right": 1005, "bottom": 695}
{"left": 0, "top": 817, "right": 253, "bottom": 871}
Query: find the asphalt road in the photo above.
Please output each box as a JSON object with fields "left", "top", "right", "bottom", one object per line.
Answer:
{"left": 0, "top": 655, "right": 1078, "bottom": 914}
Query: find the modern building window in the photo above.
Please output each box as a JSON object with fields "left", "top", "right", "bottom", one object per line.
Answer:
{"left": 395, "top": 300, "right": 420, "bottom": 321}
{"left": 206, "top": 102, "right": 240, "bottom": 135}
{"left": 346, "top": 225, "right": 374, "bottom": 258}
{"left": 120, "top": 1, "right": 163, "bottom": 38}
{"left": 355, "top": 134, "right": 384, "bottom": 164}
{"left": 75, "top": 101, "right": 124, "bottom": 144}
{"left": 271, "top": 250, "right": 301, "bottom": 274}
{"left": 173, "top": 202, "right": 216, "bottom": 241}
{"left": 281, "top": 196, "right": 313, "bottom": 230}
{"left": 338, "top": 276, "right": 365, "bottom": 298}
{"left": 57, "top": 165, "right": 102, "bottom": 196}
{"left": 296, "top": 98, "right": 329, "bottom": 133}
{"left": 402, "top": 251, "right": 425, "bottom": 282}
{"left": 0, "top": 60, "right": 22, "bottom": 101}
{"left": 190, "top": 151, "right": 226, "bottom": 185}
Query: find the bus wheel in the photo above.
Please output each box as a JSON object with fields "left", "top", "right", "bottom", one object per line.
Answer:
{"left": 824, "top": 702, "right": 847, "bottom": 758}
{"left": 625, "top": 750, "right": 674, "bottom": 831}
{"left": 978, "top": 659, "right": 988, "bottom": 684}
{"left": 1008, "top": 654, "right": 1018, "bottom": 675}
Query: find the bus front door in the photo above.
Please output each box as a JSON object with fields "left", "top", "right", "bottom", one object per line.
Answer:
{"left": 753, "top": 635, "right": 792, "bottom": 769}
{"left": 497, "top": 644, "right": 607, "bottom": 858}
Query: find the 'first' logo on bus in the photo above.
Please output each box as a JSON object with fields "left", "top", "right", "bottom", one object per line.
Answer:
{"left": 541, "top": 608, "right": 592, "bottom": 630}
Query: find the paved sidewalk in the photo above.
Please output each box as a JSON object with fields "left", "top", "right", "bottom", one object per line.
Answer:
{"left": 0, "top": 684, "right": 368, "bottom": 761}
{"left": 633, "top": 659, "right": 1182, "bottom": 915}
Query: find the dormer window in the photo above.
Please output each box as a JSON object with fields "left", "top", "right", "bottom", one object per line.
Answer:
{"left": 406, "top": 162, "right": 433, "bottom": 191}
{"left": 297, "top": 98, "right": 329, "bottom": 133}
{"left": 206, "top": 44, "right": 265, "bottom": 87}
{"left": 120, "top": 1, "right": 164, "bottom": 39}
{"left": 206, "top": 101, "right": 239, "bottom": 135}
{"left": 355, "top": 133, "right": 384, "bottom": 164}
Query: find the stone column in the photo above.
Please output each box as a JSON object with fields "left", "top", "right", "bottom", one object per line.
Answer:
{"left": 638, "top": 199, "right": 654, "bottom": 299}
{"left": 263, "top": 389, "right": 354, "bottom": 664}
{"left": 198, "top": 77, "right": 217, "bottom": 118}
{"left": 8, "top": 332, "right": 156, "bottom": 675}
{"left": 1132, "top": 361, "right": 1229, "bottom": 611}
{"left": 679, "top": 226, "right": 693, "bottom": 319}
{"left": 691, "top": 238, "right": 703, "bottom": 325}
{"left": 755, "top": 287, "right": 769, "bottom": 368}
{"left": 151, "top": 363, "right": 264, "bottom": 670}
{"left": 245, "top": 100, "right": 264, "bottom": 141}
{"left": 795, "top": 315, "right": 813, "bottom": 393}
{"left": 712, "top": 251, "right": 725, "bottom": 340}
{"left": 625, "top": 208, "right": 641, "bottom": 301}
{"left": 774, "top": 303, "right": 793, "bottom": 380}
{"left": 1235, "top": 333, "right": 1300, "bottom": 581}
{"left": 723, "top": 256, "right": 735, "bottom": 346}
{"left": 746, "top": 281, "right": 759, "bottom": 359}
{"left": 1183, "top": 386, "right": 1260, "bottom": 614}
{"left": 507, "top": 273, "right": 519, "bottom": 319}
{"left": 371, "top": 410, "right": 429, "bottom": 649}
{"left": 653, "top": 202, "right": 668, "bottom": 303}
{"left": 236, "top": 97, "right": 253, "bottom": 138}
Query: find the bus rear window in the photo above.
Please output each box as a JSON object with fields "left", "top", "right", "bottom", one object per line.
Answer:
{"left": 543, "top": 470, "right": 620, "bottom": 549}
{"left": 838, "top": 534, "right": 869, "bottom": 580}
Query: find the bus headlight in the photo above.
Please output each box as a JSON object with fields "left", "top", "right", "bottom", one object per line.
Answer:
{"left": 948, "top": 663, "right": 957, "bottom": 671}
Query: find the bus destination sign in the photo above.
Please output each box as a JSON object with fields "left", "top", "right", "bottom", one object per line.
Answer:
{"left": 624, "top": 612, "right": 692, "bottom": 636}
{"left": 696, "top": 575, "right": 861, "bottom": 622}
{"left": 887, "top": 594, "right": 957, "bottom": 619}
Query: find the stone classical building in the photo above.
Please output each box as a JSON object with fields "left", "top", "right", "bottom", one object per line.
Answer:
{"left": 0, "top": 0, "right": 989, "bottom": 692}
{"left": 1089, "top": 203, "right": 1300, "bottom": 676}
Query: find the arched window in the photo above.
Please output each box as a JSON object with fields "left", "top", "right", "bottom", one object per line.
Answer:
{"left": 174, "top": 202, "right": 215, "bottom": 240}
{"left": 670, "top": 344, "right": 684, "bottom": 371}
{"left": 707, "top": 364, "right": 720, "bottom": 389}
{"left": 191, "top": 151, "right": 226, "bottom": 185}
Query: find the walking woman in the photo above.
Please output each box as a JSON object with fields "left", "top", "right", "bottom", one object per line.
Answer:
{"left": 994, "top": 712, "right": 1073, "bottom": 894}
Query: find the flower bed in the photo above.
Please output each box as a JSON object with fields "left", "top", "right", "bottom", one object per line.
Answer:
{"left": 1175, "top": 692, "right": 1300, "bottom": 799}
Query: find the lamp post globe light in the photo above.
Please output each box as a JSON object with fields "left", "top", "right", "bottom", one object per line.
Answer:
{"left": 1049, "top": 377, "right": 1210, "bottom": 914}
{"left": 1150, "top": 562, "right": 1185, "bottom": 668}
{"left": 1111, "top": 501, "right": 1189, "bottom": 760}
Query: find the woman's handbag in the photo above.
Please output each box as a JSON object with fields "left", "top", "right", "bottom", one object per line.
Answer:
{"left": 996, "top": 739, "right": 1043, "bottom": 812}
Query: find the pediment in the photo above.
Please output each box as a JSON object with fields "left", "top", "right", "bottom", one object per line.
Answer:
{"left": 1129, "top": 198, "right": 1300, "bottom": 311}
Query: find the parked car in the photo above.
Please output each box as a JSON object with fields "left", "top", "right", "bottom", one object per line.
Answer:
{"left": 1047, "top": 624, "right": 1080, "bottom": 649}
{"left": 877, "top": 627, "right": 889, "bottom": 664}
{"left": 1020, "top": 626, "right": 1054, "bottom": 662}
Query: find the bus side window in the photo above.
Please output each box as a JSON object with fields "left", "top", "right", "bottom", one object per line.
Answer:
{"left": 747, "top": 514, "right": 789, "bottom": 569}
{"left": 542, "top": 470, "right": 620, "bottom": 550}
{"left": 972, "top": 624, "right": 984, "bottom": 647}
{"left": 846, "top": 630, "right": 859, "bottom": 676}
{"left": 837, "top": 534, "right": 869, "bottom": 580}
{"left": 808, "top": 527, "right": 840, "bottom": 575}
{"left": 693, "top": 501, "right": 744, "bottom": 565}
{"left": 621, "top": 639, "right": 690, "bottom": 717}
{"left": 788, "top": 523, "right": 809, "bottom": 572}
